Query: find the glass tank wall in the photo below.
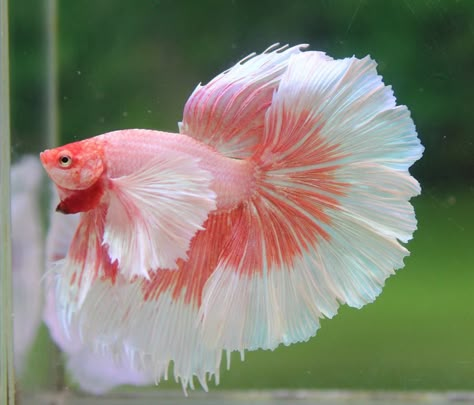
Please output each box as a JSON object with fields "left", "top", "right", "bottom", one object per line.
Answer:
{"left": 1, "top": 0, "right": 15, "bottom": 402}
{"left": 4, "top": 1, "right": 474, "bottom": 404}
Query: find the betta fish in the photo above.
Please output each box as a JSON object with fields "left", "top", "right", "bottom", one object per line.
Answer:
{"left": 40, "top": 44, "right": 423, "bottom": 391}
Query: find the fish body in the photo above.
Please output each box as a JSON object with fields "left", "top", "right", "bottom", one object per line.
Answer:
{"left": 41, "top": 44, "right": 423, "bottom": 391}
{"left": 41, "top": 130, "right": 254, "bottom": 214}
{"left": 41, "top": 128, "right": 255, "bottom": 284}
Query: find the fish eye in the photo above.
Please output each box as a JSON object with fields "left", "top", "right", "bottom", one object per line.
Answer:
{"left": 58, "top": 153, "right": 72, "bottom": 168}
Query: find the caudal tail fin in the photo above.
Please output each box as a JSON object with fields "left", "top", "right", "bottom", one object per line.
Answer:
{"left": 197, "top": 48, "right": 423, "bottom": 352}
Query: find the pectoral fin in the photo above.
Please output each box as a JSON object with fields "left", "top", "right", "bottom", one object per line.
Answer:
{"left": 103, "top": 152, "right": 216, "bottom": 279}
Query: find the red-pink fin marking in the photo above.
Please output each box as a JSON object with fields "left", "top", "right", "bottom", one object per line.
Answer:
{"left": 52, "top": 206, "right": 118, "bottom": 329}
{"left": 199, "top": 52, "right": 423, "bottom": 352}
{"left": 180, "top": 44, "right": 311, "bottom": 158}
{"left": 72, "top": 213, "right": 235, "bottom": 392}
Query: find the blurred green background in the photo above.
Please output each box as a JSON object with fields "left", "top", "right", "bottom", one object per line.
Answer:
{"left": 9, "top": 0, "right": 474, "bottom": 393}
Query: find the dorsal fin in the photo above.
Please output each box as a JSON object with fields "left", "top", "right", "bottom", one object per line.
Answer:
{"left": 179, "top": 44, "right": 309, "bottom": 158}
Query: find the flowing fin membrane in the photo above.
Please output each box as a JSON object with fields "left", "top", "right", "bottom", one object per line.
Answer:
{"left": 44, "top": 208, "right": 154, "bottom": 394}
{"left": 199, "top": 53, "right": 423, "bottom": 350}
{"left": 56, "top": 45, "right": 423, "bottom": 391}
{"left": 180, "top": 44, "right": 310, "bottom": 157}
{"left": 103, "top": 151, "right": 217, "bottom": 277}
{"left": 52, "top": 208, "right": 115, "bottom": 320}
{"left": 78, "top": 213, "right": 232, "bottom": 393}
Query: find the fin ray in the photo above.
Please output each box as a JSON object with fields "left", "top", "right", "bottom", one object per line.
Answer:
{"left": 180, "top": 44, "right": 312, "bottom": 158}
{"left": 199, "top": 51, "right": 423, "bottom": 352}
{"left": 104, "top": 152, "right": 216, "bottom": 278}
{"left": 68, "top": 213, "right": 234, "bottom": 391}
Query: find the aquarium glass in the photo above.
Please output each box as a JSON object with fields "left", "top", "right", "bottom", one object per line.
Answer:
{"left": 5, "top": 1, "right": 474, "bottom": 404}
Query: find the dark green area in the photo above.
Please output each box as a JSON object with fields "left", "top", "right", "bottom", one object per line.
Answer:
{"left": 10, "top": 0, "right": 474, "bottom": 393}
{"left": 9, "top": 0, "right": 474, "bottom": 184}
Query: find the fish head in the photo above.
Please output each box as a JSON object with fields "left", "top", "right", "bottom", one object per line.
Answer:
{"left": 40, "top": 139, "right": 105, "bottom": 191}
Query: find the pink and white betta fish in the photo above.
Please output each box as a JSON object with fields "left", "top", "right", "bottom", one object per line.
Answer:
{"left": 40, "top": 44, "right": 423, "bottom": 391}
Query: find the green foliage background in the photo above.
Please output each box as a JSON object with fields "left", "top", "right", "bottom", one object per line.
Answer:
{"left": 8, "top": 0, "right": 474, "bottom": 393}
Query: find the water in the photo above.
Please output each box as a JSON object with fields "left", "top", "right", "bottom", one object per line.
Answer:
{"left": 4, "top": 1, "right": 474, "bottom": 404}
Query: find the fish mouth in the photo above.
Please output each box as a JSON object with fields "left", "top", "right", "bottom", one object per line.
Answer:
{"left": 39, "top": 150, "right": 53, "bottom": 166}
{"left": 56, "top": 200, "right": 68, "bottom": 214}
{"left": 39, "top": 151, "right": 47, "bottom": 165}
